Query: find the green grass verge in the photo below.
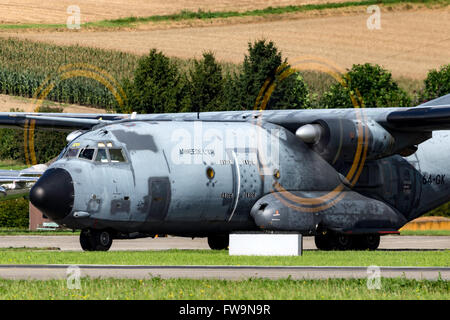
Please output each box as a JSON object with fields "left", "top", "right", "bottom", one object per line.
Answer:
{"left": 0, "top": 160, "right": 27, "bottom": 170}
{"left": 400, "top": 230, "right": 450, "bottom": 236}
{"left": 0, "top": 228, "right": 79, "bottom": 236}
{"left": 1, "top": 0, "right": 448, "bottom": 30}
{"left": 0, "top": 229, "right": 447, "bottom": 236}
{"left": 0, "top": 277, "right": 447, "bottom": 299}
{"left": 0, "top": 249, "right": 448, "bottom": 266}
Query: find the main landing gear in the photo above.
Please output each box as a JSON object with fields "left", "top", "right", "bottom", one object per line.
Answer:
{"left": 314, "top": 231, "right": 380, "bottom": 250}
{"left": 207, "top": 235, "right": 229, "bottom": 250}
{"left": 80, "top": 229, "right": 113, "bottom": 251}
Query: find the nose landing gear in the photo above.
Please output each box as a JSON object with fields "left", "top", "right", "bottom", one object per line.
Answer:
{"left": 80, "top": 229, "right": 113, "bottom": 251}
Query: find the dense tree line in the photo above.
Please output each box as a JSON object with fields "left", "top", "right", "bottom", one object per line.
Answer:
{"left": 118, "top": 40, "right": 449, "bottom": 115}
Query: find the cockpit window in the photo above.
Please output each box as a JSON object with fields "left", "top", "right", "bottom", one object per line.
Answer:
{"left": 109, "top": 149, "right": 126, "bottom": 162}
{"left": 95, "top": 149, "right": 108, "bottom": 163}
{"left": 79, "top": 148, "right": 95, "bottom": 160}
{"left": 65, "top": 148, "right": 79, "bottom": 158}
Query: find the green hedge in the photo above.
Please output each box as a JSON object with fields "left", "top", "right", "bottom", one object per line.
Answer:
{"left": 418, "top": 64, "right": 450, "bottom": 103}
{"left": 424, "top": 201, "right": 450, "bottom": 217}
{"left": 320, "top": 63, "right": 411, "bottom": 109}
{"left": 0, "top": 198, "right": 28, "bottom": 228}
{"left": 0, "top": 106, "right": 66, "bottom": 164}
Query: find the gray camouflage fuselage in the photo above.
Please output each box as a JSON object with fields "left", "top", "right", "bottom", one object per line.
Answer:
{"left": 45, "top": 114, "right": 450, "bottom": 237}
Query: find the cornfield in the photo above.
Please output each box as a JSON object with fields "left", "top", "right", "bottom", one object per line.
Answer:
{"left": 0, "top": 38, "right": 140, "bottom": 109}
{"left": 0, "top": 38, "right": 242, "bottom": 110}
{"left": 0, "top": 37, "right": 423, "bottom": 110}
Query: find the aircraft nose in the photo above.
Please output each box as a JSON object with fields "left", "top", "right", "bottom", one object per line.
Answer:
{"left": 30, "top": 168, "right": 74, "bottom": 220}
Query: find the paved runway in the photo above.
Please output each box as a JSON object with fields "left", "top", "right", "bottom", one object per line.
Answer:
{"left": 0, "top": 235, "right": 449, "bottom": 251}
{"left": 0, "top": 264, "right": 448, "bottom": 280}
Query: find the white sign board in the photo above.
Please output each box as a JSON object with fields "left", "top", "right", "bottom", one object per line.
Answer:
{"left": 229, "top": 233, "right": 302, "bottom": 256}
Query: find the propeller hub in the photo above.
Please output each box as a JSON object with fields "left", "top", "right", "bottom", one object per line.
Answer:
{"left": 295, "top": 124, "right": 323, "bottom": 144}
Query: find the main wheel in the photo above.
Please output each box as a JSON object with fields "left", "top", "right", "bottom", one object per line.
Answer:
{"left": 315, "top": 232, "right": 355, "bottom": 250}
{"left": 352, "top": 234, "right": 380, "bottom": 250}
{"left": 79, "top": 229, "right": 113, "bottom": 251}
{"left": 360, "top": 234, "right": 380, "bottom": 250}
{"left": 335, "top": 234, "right": 354, "bottom": 250}
{"left": 207, "top": 235, "right": 229, "bottom": 250}
{"left": 314, "top": 233, "right": 333, "bottom": 250}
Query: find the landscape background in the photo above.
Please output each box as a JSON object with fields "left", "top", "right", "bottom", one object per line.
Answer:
{"left": 0, "top": 0, "right": 448, "bottom": 227}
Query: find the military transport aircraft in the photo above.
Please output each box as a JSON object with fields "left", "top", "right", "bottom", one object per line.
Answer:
{"left": 0, "top": 94, "right": 450, "bottom": 251}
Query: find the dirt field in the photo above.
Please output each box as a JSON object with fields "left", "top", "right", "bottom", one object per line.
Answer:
{"left": 0, "top": 94, "right": 104, "bottom": 113}
{"left": 0, "top": 0, "right": 350, "bottom": 24}
{"left": 4, "top": 7, "right": 449, "bottom": 79}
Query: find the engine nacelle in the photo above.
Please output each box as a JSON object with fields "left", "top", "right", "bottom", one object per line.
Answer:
{"left": 250, "top": 191, "right": 406, "bottom": 234}
{"left": 296, "top": 119, "right": 395, "bottom": 164}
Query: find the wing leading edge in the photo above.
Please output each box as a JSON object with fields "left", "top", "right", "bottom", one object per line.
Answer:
{"left": 0, "top": 94, "right": 449, "bottom": 133}
{"left": 384, "top": 94, "right": 450, "bottom": 132}
{"left": 0, "top": 112, "right": 128, "bottom": 131}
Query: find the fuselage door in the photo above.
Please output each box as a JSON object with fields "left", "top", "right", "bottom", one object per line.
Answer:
{"left": 108, "top": 148, "right": 134, "bottom": 221}
{"left": 228, "top": 149, "right": 263, "bottom": 222}
{"left": 396, "top": 163, "right": 417, "bottom": 215}
{"left": 146, "top": 177, "right": 171, "bottom": 221}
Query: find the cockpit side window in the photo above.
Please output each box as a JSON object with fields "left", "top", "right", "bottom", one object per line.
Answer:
{"left": 65, "top": 148, "right": 79, "bottom": 158}
{"left": 95, "top": 149, "right": 109, "bottom": 163}
{"left": 109, "top": 148, "right": 126, "bottom": 163}
{"left": 79, "top": 148, "right": 95, "bottom": 161}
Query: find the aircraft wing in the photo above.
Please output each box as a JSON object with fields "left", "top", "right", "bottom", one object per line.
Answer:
{"left": 0, "top": 94, "right": 449, "bottom": 134}
{"left": 382, "top": 94, "right": 450, "bottom": 132}
{"left": 383, "top": 105, "right": 450, "bottom": 131}
{"left": 0, "top": 164, "right": 46, "bottom": 200}
{"left": 0, "top": 173, "right": 41, "bottom": 181}
{"left": 0, "top": 112, "right": 128, "bottom": 131}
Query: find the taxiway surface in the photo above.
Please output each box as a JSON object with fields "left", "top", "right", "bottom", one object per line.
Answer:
{"left": 0, "top": 264, "right": 447, "bottom": 280}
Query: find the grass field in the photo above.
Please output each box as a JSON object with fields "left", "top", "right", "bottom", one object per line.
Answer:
{"left": 0, "top": 277, "right": 447, "bottom": 299}
{"left": 1, "top": 0, "right": 445, "bottom": 30}
{"left": 0, "top": 249, "right": 448, "bottom": 266}
{"left": 0, "top": 0, "right": 349, "bottom": 25}
{"left": 7, "top": 7, "right": 449, "bottom": 80}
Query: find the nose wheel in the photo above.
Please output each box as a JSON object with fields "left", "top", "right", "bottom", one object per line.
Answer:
{"left": 80, "top": 229, "right": 113, "bottom": 251}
